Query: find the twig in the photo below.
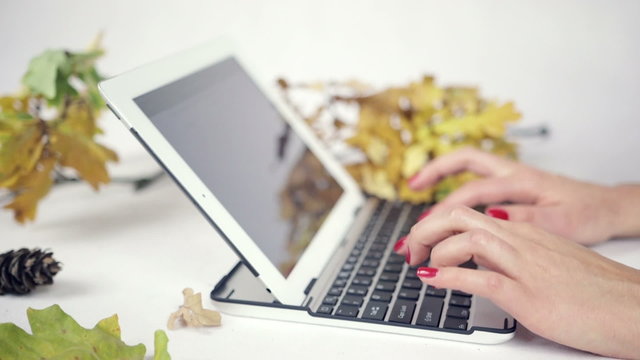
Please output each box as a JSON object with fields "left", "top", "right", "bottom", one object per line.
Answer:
{"left": 53, "top": 170, "right": 166, "bottom": 192}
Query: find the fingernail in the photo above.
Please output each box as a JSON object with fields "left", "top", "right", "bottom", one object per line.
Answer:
{"left": 393, "top": 236, "right": 407, "bottom": 252}
{"left": 417, "top": 267, "right": 438, "bottom": 278}
{"left": 405, "top": 248, "right": 411, "bottom": 264}
{"left": 417, "top": 209, "right": 431, "bottom": 221}
{"left": 408, "top": 173, "right": 420, "bottom": 185}
{"left": 487, "top": 208, "right": 509, "bottom": 220}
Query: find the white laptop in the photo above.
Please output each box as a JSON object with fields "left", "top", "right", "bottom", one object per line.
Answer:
{"left": 99, "top": 39, "right": 515, "bottom": 344}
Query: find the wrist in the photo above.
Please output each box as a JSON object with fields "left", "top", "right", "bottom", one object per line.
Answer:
{"left": 609, "top": 184, "right": 640, "bottom": 239}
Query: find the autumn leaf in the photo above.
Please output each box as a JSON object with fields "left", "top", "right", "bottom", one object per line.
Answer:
{"left": 168, "top": 288, "right": 221, "bottom": 329}
{"left": 50, "top": 127, "right": 118, "bottom": 190}
{"left": 4, "top": 155, "right": 56, "bottom": 223}
{"left": 0, "top": 120, "right": 44, "bottom": 188}
{"left": 279, "top": 75, "right": 521, "bottom": 203}
{"left": 0, "top": 305, "right": 147, "bottom": 359}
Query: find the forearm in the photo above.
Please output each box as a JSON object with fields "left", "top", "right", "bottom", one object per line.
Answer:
{"left": 610, "top": 184, "right": 640, "bottom": 239}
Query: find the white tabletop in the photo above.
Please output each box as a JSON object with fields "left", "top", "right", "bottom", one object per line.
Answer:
{"left": 2, "top": 1, "right": 640, "bottom": 358}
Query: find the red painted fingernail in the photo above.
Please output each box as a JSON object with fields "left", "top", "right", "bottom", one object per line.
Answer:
{"left": 408, "top": 173, "right": 420, "bottom": 185}
{"left": 393, "top": 236, "right": 407, "bottom": 252}
{"left": 417, "top": 209, "right": 432, "bottom": 221}
{"left": 417, "top": 267, "right": 438, "bottom": 278}
{"left": 405, "top": 248, "right": 411, "bottom": 264}
{"left": 487, "top": 208, "right": 509, "bottom": 220}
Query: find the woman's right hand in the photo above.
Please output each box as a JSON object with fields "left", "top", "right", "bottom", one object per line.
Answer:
{"left": 408, "top": 148, "right": 640, "bottom": 245}
{"left": 398, "top": 205, "right": 640, "bottom": 359}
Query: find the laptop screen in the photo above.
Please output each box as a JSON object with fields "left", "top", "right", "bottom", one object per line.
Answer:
{"left": 133, "top": 57, "right": 344, "bottom": 277}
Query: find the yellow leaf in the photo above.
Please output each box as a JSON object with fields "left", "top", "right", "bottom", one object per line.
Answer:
{"left": 398, "top": 181, "right": 434, "bottom": 204}
{"left": 402, "top": 143, "right": 428, "bottom": 179}
{"left": 365, "top": 136, "right": 388, "bottom": 166}
{"left": 49, "top": 128, "right": 118, "bottom": 190}
{"left": 361, "top": 166, "right": 395, "bottom": 200}
{"left": 4, "top": 155, "right": 55, "bottom": 223}
{"left": 0, "top": 121, "right": 44, "bottom": 186}
{"left": 57, "top": 100, "right": 99, "bottom": 137}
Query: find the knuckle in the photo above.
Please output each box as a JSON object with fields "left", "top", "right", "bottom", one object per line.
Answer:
{"left": 467, "top": 228, "right": 491, "bottom": 248}
{"left": 485, "top": 272, "right": 505, "bottom": 294}
{"left": 448, "top": 204, "right": 472, "bottom": 220}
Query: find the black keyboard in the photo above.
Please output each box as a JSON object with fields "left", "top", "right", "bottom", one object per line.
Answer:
{"left": 313, "top": 201, "right": 477, "bottom": 331}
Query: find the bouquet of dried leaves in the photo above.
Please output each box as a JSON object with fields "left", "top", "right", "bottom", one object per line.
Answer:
{"left": 0, "top": 36, "right": 117, "bottom": 223}
{"left": 278, "top": 76, "right": 521, "bottom": 203}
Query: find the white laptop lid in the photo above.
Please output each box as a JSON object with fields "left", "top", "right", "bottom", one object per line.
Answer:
{"left": 99, "top": 40, "right": 365, "bottom": 305}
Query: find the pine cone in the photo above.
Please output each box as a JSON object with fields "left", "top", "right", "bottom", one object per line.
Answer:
{"left": 0, "top": 248, "right": 61, "bottom": 295}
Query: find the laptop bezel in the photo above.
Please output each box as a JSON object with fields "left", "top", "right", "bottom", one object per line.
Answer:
{"left": 99, "top": 39, "right": 365, "bottom": 305}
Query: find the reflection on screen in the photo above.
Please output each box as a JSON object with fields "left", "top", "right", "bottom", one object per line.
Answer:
{"left": 134, "top": 57, "right": 343, "bottom": 276}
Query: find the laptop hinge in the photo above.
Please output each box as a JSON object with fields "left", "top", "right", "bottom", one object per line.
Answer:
{"left": 304, "top": 278, "right": 317, "bottom": 295}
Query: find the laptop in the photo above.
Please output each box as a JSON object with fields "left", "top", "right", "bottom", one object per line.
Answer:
{"left": 99, "top": 39, "right": 515, "bottom": 344}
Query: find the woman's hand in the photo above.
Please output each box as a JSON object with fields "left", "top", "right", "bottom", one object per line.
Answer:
{"left": 399, "top": 205, "right": 640, "bottom": 358}
{"left": 408, "top": 148, "right": 640, "bottom": 245}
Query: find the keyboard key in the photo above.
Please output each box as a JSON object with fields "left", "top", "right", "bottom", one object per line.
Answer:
{"left": 335, "top": 305, "right": 359, "bottom": 318}
{"left": 366, "top": 251, "right": 384, "bottom": 260}
{"left": 357, "top": 268, "right": 376, "bottom": 277}
{"left": 362, "top": 301, "right": 389, "bottom": 321}
{"left": 351, "top": 249, "right": 362, "bottom": 257}
{"left": 452, "top": 290, "right": 472, "bottom": 297}
{"left": 379, "top": 272, "right": 399, "bottom": 282}
{"left": 361, "top": 259, "right": 379, "bottom": 268}
{"left": 402, "top": 279, "right": 423, "bottom": 290}
{"left": 323, "top": 296, "right": 338, "bottom": 305}
{"left": 328, "top": 287, "right": 343, "bottom": 296}
{"left": 425, "top": 286, "right": 446, "bottom": 298}
{"left": 347, "top": 285, "right": 368, "bottom": 296}
{"left": 404, "top": 270, "right": 419, "bottom": 280}
{"left": 375, "top": 281, "right": 396, "bottom": 292}
{"left": 447, "top": 306, "right": 470, "bottom": 319}
{"left": 444, "top": 317, "right": 467, "bottom": 330}
{"left": 389, "top": 300, "right": 416, "bottom": 324}
{"left": 352, "top": 276, "right": 372, "bottom": 286}
{"left": 341, "top": 295, "right": 364, "bottom": 307}
{"left": 449, "top": 295, "right": 471, "bottom": 308}
{"left": 333, "top": 278, "right": 347, "bottom": 287}
{"left": 386, "top": 253, "right": 405, "bottom": 264}
{"left": 398, "top": 289, "right": 419, "bottom": 300}
{"left": 416, "top": 297, "right": 443, "bottom": 327}
{"left": 341, "top": 263, "right": 355, "bottom": 271}
{"left": 370, "top": 291, "right": 392, "bottom": 303}
{"left": 337, "top": 271, "right": 351, "bottom": 279}
{"left": 317, "top": 305, "right": 333, "bottom": 314}
{"left": 383, "top": 264, "right": 403, "bottom": 273}
{"left": 346, "top": 256, "right": 358, "bottom": 264}
{"left": 370, "top": 244, "right": 386, "bottom": 251}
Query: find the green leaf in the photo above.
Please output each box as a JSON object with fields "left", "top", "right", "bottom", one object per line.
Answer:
{"left": 153, "top": 330, "right": 171, "bottom": 360}
{"left": 22, "top": 50, "right": 70, "bottom": 100}
{"left": 0, "top": 304, "right": 148, "bottom": 360}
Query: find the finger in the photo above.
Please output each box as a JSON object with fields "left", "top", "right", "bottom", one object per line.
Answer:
{"left": 405, "top": 205, "right": 504, "bottom": 266}
{"left": 487, "top": 205, "right": 582, "bottom": 245}
{"left": 416, "top": 267, "right": 521, "bottom": 310}
{"left": 428, "top": 229, "right": 521, "bottom": 277}
{"left": 408, "top": 147, "right": 515, "bottom": 190}
{"left": 432, "top": 176, "right": 540, "bottom": 211}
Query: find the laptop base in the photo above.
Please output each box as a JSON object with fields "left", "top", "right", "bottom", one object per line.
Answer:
{"left": 210, "top": 262, "right": 516, "bottom": 345}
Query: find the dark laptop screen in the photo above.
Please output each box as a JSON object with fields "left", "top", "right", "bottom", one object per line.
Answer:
{"left": 134, "top": 57, "right": 343, "bottom": 277}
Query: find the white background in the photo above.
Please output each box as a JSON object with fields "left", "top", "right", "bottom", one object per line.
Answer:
{"left": 1, "top": 1, "right": 639, "bottom": 358}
